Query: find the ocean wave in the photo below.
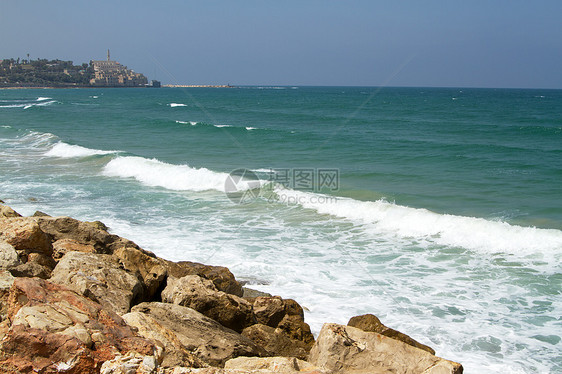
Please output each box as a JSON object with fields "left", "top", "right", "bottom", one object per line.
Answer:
{"left": 44, "top": 142, "right": 120, "bottom": 158}
{"left": 273, "top": 187, "right": 562, "bottom": 255}
{"left": 245, "top": 127, "right": 257, "bottom": 131}
{"left": 36, "top": 97, "right": 53, "bottom": 101}
{"left": 102, "top": 156, "right": 231, "bottom": 192}
{"left": 169, "top": 103, "right": 187, "bottom": 107}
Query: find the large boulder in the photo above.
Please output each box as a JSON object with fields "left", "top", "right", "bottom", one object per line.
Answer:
{"left": 122, "top": 310, "right": 205, "bottom": 368}
{"left": 33, "top": 216, "right": 137, "bottom": 254}
{"left": 308, "top": 323, "right": 463, "bottom": 374}
{"left": 163, "top": 259, "right": 243, "bottom": 296}
{"left": 0, "top": 217, "right": 52, "bottom": 256}
{"left": 126, "top": 302, "right": 268, "bottom": 367}
{"left": 52, "top": 238, "right": 97, "bottom": 260}
{"left": 241, "top": 324, "right": 310, "bottom": 360}
{"left": 348, "top": 313, "right": 435, "bottom": 354}
{"left": 50, "top": 251, "right": 143, "bottom": 315}
{"left": 246, "top": 296, "right": 314, "bottom": 353}
{"left": 111, "top": 246, "right": 167, "bottom": 301}
{"left": 0, "top": 277, "right": 157, "bottom": 373}
{"left": 161, "top": 275, "right": 254, "bottom": 333}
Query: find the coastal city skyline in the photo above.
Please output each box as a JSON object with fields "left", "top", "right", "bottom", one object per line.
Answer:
{"left": 1, "top": 1, "right": 561, "bottom": 89}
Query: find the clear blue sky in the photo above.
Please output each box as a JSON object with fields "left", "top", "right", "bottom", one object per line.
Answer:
{"left": 2, "top": 0, "right": 561, "bottom": 88}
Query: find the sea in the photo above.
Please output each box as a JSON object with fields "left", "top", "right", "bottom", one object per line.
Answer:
{"left": 0, "top": 86, "right": 560, "bottom": 373}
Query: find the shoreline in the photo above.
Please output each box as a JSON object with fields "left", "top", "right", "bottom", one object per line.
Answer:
{"left": 0, "top": 84, "right": 236, "bottom": 90}
{"left": 0, "top": 202, "right": 463, "bottom": 373}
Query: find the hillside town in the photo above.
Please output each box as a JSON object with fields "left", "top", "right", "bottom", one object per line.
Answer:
{"left": 0, "top": 51, "right": 158, "bottom": 88}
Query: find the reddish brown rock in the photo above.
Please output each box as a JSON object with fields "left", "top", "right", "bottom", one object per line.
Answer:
{"left": 348, "top": 313, "right": 435, "bottom": 355}
{"left": 1, "top": 277, "right": 157, "bottom": 373}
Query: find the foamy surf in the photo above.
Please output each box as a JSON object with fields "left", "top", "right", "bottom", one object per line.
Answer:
{"left": 169, "top": 103, "right": 187, "bottom": 107}
{"left": 274, "top": 187, "right": 562, "bottom": 255}
{"left": 102, "top": 156, "right": 231, "bottom": 192}
{"left": 45, "top": 142, "right": 120, "bottom": 158}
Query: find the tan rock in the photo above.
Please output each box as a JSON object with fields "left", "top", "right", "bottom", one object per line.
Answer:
{"left": 50, "top": 251, "right": 143, "bottom": 315}
{"left": 224, "top": 356, "right": 323, "bottom": 373}
{"left": 308, "top": 323, "right": 463, "bottom": 374}
{"left": 52, "top": 238, "right": 97, "bottom": 260}
{"left": 0, "top": 217, "right": 52, "bottom": 255}
{"left": 162, "top": 275, "right": 254, "bottom": 333}
{"left": 33, "top": 215, "right": 138, "bottom": 254}
{"left": 0, "top": 270, "right": 15, "bottom": 320}
{"left": 112, "top": 246, "right": 167, "bottom": 301}
{"left": 10, "top": 261, "right": 52, "bottom": 279}
{"left": 122, "top": 310, "right": 205, "bottom": 368}
{"left": 163, "top": 259, "right": 243, "bottom": 296}
{"left": 0, "top": 239, "right": 21, "bottom": 270}
{"left": 348, "top": 313, "right": 435, "bottom": 355}
{"left": 253, "top": 296, "right": 285, "bottom": 327}
{"left": 0, "top": 205, "right": 21, "bottom": 219}
{"left": 100, "top": 351, "right": 160, "bottom": 374}
{"left": 1, "top": 277, "right": 156, "bottom": 373}
{"left": 241, "top": 324, "right": 310, "bottom": 360}
{"left": 277, "top": 314, "right": 315, "bottom": 349}
{"left": 129, "top": 302, "right": 268, "bottom": 367}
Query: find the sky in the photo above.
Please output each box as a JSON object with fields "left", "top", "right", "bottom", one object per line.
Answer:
{"left": 1, "top": 0, "right": 561, "bottom": 88}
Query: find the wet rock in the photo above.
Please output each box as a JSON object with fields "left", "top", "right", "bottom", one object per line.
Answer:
{"left": 50, "top": 251, "right": 143, "bottom": 315}
{"left": 348, "top": 313, "right": 435, "bottom": 355}
{"left": 308, "top": 323, "right": 463, "bottom": 374}
{"left": 162, "top": 275, "right": 254, "bottom": 333}
{"left": 128, "top": 302, "right": 267, "bottom": 367}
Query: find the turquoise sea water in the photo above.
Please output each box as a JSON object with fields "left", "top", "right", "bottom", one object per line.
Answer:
{"left": 1, "top": 87, "right": 561, "bottom": 373}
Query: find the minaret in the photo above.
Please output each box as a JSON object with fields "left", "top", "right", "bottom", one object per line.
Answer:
{"left": 107, "top": 49, "right": 110, "bottom": 62}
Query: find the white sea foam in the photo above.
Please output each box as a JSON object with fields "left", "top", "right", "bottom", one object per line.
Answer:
{"left": 274, "top": 187, "right": 562, "bottom": 255}
{"left": 36, "top": 97, "right": 52, "bottom": 101}
{"left": 169, "top": 103, "right": 187, "bottom": 107}
{"left": 103, "top": 156, "right": 231, "bottom": 192}
{"left": 214, "top": 124, "right": 232, "bottom": 128}
{"left": 245, "top": 126, "right": 257, "bottom": 130}
{"left": 176, "top": 120, "right": 198, "bottom": 126}
{"left": 45, "top": 142, "right": 119, "bottom": 158}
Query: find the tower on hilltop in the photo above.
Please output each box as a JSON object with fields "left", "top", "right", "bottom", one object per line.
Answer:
{"left": 107, "top": 49, "right": 110, "bottom": 62}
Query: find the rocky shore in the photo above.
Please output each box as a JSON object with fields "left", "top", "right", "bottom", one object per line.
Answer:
{"left": 0, "top": 201, "right": 463, "bottom": 373}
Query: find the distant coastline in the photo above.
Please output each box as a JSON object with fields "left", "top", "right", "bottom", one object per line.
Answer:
{"left": 163, "top": 84, "right": 236, "bottom": 88}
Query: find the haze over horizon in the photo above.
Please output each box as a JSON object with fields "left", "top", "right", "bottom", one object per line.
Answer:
{"left": 1, "top": 0, "right": 561, "bottom": 89}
